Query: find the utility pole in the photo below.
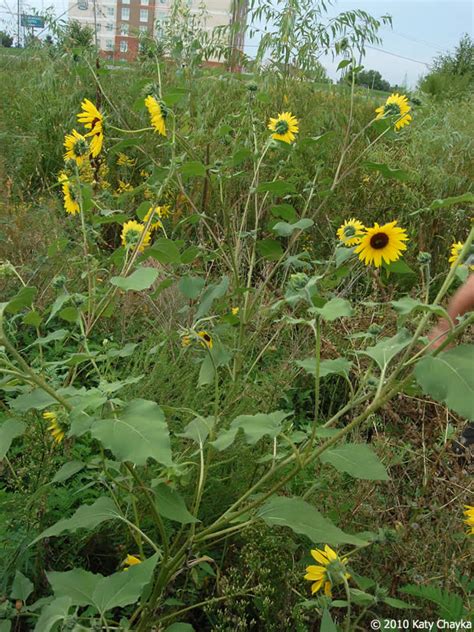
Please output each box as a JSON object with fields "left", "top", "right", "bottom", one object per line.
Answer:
{"left": 17, "top": 0, "right": 20, "bottom": 46}
{"left": 92, "top": 0, "right": 98, "bottom": 48}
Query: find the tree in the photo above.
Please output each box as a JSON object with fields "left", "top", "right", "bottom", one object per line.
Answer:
{"left": 355, "top": 69, "right": 391, "bottom": 92}
{"left": 0, "top": 30, "right": 14, "bottom": 47}
{"left": 420, "top": 34, "right": 474, "bottom": 98}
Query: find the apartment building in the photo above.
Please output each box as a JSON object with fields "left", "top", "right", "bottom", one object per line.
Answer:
{"left": 68, "top": 0, "right": 242, "bottom": 62}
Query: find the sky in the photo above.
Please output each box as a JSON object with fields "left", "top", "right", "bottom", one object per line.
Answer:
{"left": 1, "top": 0, "right": 472, "bottom": 87}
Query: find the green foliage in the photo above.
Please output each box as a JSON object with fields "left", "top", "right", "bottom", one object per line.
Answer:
{"left": 420, "top": 34, "right": 474, "bottom": 98}
{"left": 400, "top": 584, "right": 465, "bottom": 621}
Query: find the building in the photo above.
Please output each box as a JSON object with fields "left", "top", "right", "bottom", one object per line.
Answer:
{"left": 68, "top": 0, "right": 245, "bottom": 62}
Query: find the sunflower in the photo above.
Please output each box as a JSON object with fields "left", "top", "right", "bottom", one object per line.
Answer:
{"left": 77, "top": 99, "right": 104, "bottom": 157}
{"left": 63, "top": 129, "right": 89, "bottom": 166}
{"left": 375, "top": 93, "right": 412, "bottom": 131}
{"left": 304, "top": 545, "right": 350, "bottom": 597}
{"left": 117, "top": 152, "right": 137, "bottom": 167}
{"left": 337, "top": 218, "right": 366, "bottom": 247}
{"left": 354, "top": 221, "right": 408, "bottom": 267}
{"left": 145, "top": 95, "right": 167, "bottom": 137}
{"left": 116, "top": 180, "right": 133, "bottom": 194}
{"left": 464, "top": 505, "right": 474, "bottom": 536}
{"left": 231, "top": 307, "right": 240, "bottom": 315}
{"left": 143, "top": 207, "right": 163, "bottom": 231}
{"left": 121, "top": 220, "right": 152, "bottom": 252}
{"left": 181, "top": 335, "right": 192, "bottom": 347}
{"left": 122, "top": 554, "right": 142, "bottom": 571}
{"left": 197, "top": 330, "right": 213, "bottom": 349}
{"left": 267, "top": 111, "right": 299, "bottom": 144}
{"left": 43, "top": 411, "right": 66, "bottom": 444}
{"left": 58, "top": 172, "right": 80, "bottom": 215}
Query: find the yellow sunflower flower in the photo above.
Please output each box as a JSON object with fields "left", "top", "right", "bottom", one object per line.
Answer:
{"left": 43, "top": 411, "right": 66, "bottom": 444}
{"left": 197, "top": 331, "right": 213, "bottom": 349}
{"left": 121, "top": 220, "right": 152, "bottom": 252}
{"left": 143, "top": 207, "right": 163, "bottom": 231}
{"left": 181, "top": 335, "right": 191, "bottom": 347}
{"left": 122, "top": 554, "right": 142, "bottom": 571}
{"left": 354, "top": 221, "right": 408, "bottom": 267}
{"left": 337, "top": 218, "right": 366, "bottom": 247}
{"left": 116, "top": 180, "right": 133, "bottom": 194}
{"left": 58, "top": 172, "right": 80, "bottom": 215}
{"left": 145, "top": 95, "right": 167, "bottom": 137}
{"left": 464, "top": 505, "right": 474, "bottom": 536}
{"left": 304, "top": 545, "right": 351, "bottom": 597}
{"left": 231, "top": 307, "right": 240, "bottom": 315}
{"left": 77, "top": 98, "right": 104, "bottom": 157}
{"left": 375, "top": 93, "right": 412, "bottom": 131}
{"left": 268, "top": 111, "right": 299, "bottom": 144}
{"left": 63, "top": 129, "right": 89, "bottom": 166}
{"left": 117, "top": 152, "right": 137, "bottom": 167}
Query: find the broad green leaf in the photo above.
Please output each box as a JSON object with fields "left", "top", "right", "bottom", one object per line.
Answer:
{"left": 198, "top": 343, "right": 232, "bottom": 386}
{"left": 10, "top": 570, "right": 34, "bottom": 601}
{"left": 383, "top": 596, "right": 417, "bottom": 609}
{"left": 181, "top": 161, "right": 207, "bottom": 178}
{"left": 31, "top": 329, "right": 68, "bottom": 346}
{"left": 349, "top": 589, "right": 375, "bottom": 606}
{"left": 0, "top": 622, "right": 11, "bottom": 632}
{"left": 110, "top": 267, "right": 159, "bottom": 292}
{"left": 106, "top": 343, "right": 139, "bottom": 359}
{"left": 212, "top": 411, "right": 291, "bottom": 451}
{"left": 335, "top": 246, "right": 355, "bottom": 267}
{"left": 321, "top": 609, "right": 338, "bottom": 632}
{"left": 0, "top": 418, "right": 26, "bottom": 458}
{"left": 391, "top": 297, "right": 446, "bottom": 318}
{"left": 91, "top": 399, "right": 172, "bottom": 466}
{"left": 272, "top": 218, "right": 313, "bottom": 237}
{"left": 271, "top": 203, "right": 297, "bottom": 222}
{"left": 9, "top": 389, "right": 57, "bottom": 412}
{"left": 400, "top": 584, "right": 463, "bottom": 621}
{"left": 195, "top": 276, "right": 229, "bottom": 319}
{"left": 177, "top": 416, "right": 215, "bottom": 444}
{"left": 430, "top": 192, "right": 474, "bottom": 210}
{"left": 257, "top": 496, "right": 367, "bottom": 546}
{"left": 47, "top": 555, "right": 158, "bottom": 614}
{"left": 363, "top": 161, "right": 411, "bottom": 181}
{"left": 46, "top": 293, "right": 71, "bottom": 324}
{"left": 198, "top": 354, "right": 215, "bottom": 387}
{"left": 180, "top": 245, "right": 201, "bottom": 264}
{"left": 296, "top": 357, "right": 352, "bottom": 378}
{"left": 229, "top": 147, "right": 251, "bottom": 166}
{"left": 52, "top": 460, "right": 85, "bottom": 483}
{"left": 165, "top": 624, "right": 195, "bottom": 632}
{"left": 5, "top": 286, "right": 37, "bottom": 314}
{"left": 361, "top": 329, "right": 412, "bottom": 370}
{"left": 337, "top": 59, "right": 351, "bottom": 70}
{"left": 23, "top": 310, "right": 42, "bottom": 327}
{"left": 154, "top": 483, "right": 198, "bottom": 524}
{"left": 148, "top": 238, "right": 181, "bottom": 264}
{"left": 31, "top": 497, "right": 118, "bottom": 544}
{"left": 178, "top": 276, "right": 205, "bottom": 300}
{"left": 313, "top": 298, "right": 352, "bottom": 321}
{"left": 383, "top": 259, "right": 416, "bottom": 275}
{"left": 319, "top": 444, "right": 389, "bottom": 480}
{"left": 58, "top": 306, "right": 79, "bottom": 323}
{"left": 414, "top": 345, "right": 474, "bottom": 420}
{"left": 256, "top": 181, "right": 296, "bottom": 195}
{"left": 256, "top": 239, "right": 284, "bottom": 261}
{"left": 33, "top": 597, "right": 72, "bottom": 632}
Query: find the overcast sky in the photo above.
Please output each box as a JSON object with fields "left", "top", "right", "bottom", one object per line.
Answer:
{"left": 1, "top": 0, "right": 472, "bottom": 87}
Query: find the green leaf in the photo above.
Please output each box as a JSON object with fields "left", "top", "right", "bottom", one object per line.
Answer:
{"left": 383, "top": 259, "right": 416, "bottom": 275}
{"left": 321, "top": 609, "right": 338, "bottom": 632}
{"left": 256, "top": 239, "right": 284, "bottom": 260}
{"left": 257, "top": 496, "right": 367, "bottom": 546}
{"left": 110, "top": 267, "right": 159, "bottom": 291}
{"left": 349, "top": 588, "right": 375, "bottom": 606}
{"left": 33, "top": 597, "right": 72, "bottom": 632}
{"left": 90, "top": 399, "right": 173, "bottom": 466}
{"left": 195, "top": 277, "right": 229, "bottom": 319}
{"left": 9, "top": 389, "right": 57, "bottom": 412}
{"left": 429, "top": 192, "right": 474, "bottom": 210}
{"left": 47, "top": 555, "right": 158, "bottom": 614}
{"left": 256, "top": 181, "right": 296, "bottom": 195}
{"left": 229, "top": 147, "right": 252, "bottom": 167}
{"left": 272, "top": 218, "right": 314, "bottom": 237}
{"left": 383, "top": 596, "right": 417, "bottom": 609}
{"left": 181, "top": 160, "right": 207, "bottom": 178}
{"left": 46, "top": 293, "right": 71, "bottom": 323}
{"left": 58, "top": 306, "right": 80, "bottom": 323}
{"left": 148, "top": 238, "right": 181, "bottom": 264}
{"left": 177, "top": 416, "right": 215, "bottom": 444}
{"left": 271, "top": 203, "right": 297, "bottom": 222}
{"left": 0, "top": 418, "right": 26, "bottom": 458}
{"left": 10, "top": 570, "right": 34, "bottom": 602}
{"left": 198, "top": 354, "right": 215, "bottom": 387}
{"left": 335, "top": 246, "right": 355, "bottom": 267}
{"left": 337, "top": 59, "right": 352, "bottom": 70}
{"left": 0, "top": 622, "right": 11, "bottom": 632}
{"left": 106, "top": 343, "right": 139, "bottom": 359}
{"left": 178, "top": 276, "right": 205, "bottom": 300}
{"left": 361, "top": 329, "right": 411, "bottom": 371}
{"left": 154, "top": 483, "right": 198, "bottom": 524}
{"left": 23, "top": 310, "right": 42, "bottom": 327}
{"left": 319, "top": 444, "right": 389, "bottom": 480}
{"left": 296, "top": 357, "right": 352, "bottom": 378}
{"left": 52, "top": 460, "right": 85, "bottom": 483}
{"left": 165, "top": 624, "right": 195, "bottom": 632}
{"left": 5, "top": 287, "right": 37, "bottom": 314}
{"left": 313, "top": 298, "right": 352, "bottom": 321}
{"left": 212, "top": 411, "right": 291, "bottom": 451}
{"left": 414, "top": 345, "right": 474, "bottom": 420}
{"left": 363, "top": 161, "right": 411, "bottom": 181}
{"left": 180, "top": 245, "right": 201, "bottom": 264}
{"left": 400, "top": 584, "right": 464, "bottom": 621}
{"left": 31, "top": 329, "right": 68, "bottom": 346}
{"left": 391, "top": 297, "right": 445, "bottom": 317}
{"left": 31, "top": 497, "right": 119, "bottom": 544}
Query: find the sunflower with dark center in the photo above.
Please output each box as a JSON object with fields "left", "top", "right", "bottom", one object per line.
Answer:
{"left": 58, "top": 172, "right": 80, "bottom": 215}
{"left": 121, "top": 220, "right": 151, "bottom": 252}
{"left": 198, "top": 330, "right": 213, "bottom": 349}
{"left": 77, "top": 99, "right": 104, "bottom": 157}
{"left": 375, "top": 93, "right": 412, "bottom": 130}
{"left": 63, "top": 129, "right": 89, "bottom": 166}
{"left": 267, "top": 111, "right": 299, "bottom": 144}
{"left": 355, "top": 221, "right": 408, "bottom": 267}
{"left": 337, "top": 218, "right": 366, "bottom": 246}
{"left": 145, "top": 95, "right": 167, "bottom": 137}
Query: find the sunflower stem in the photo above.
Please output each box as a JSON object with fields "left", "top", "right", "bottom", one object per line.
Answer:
{"left": 342, "top": 576, "right": 352, "bottom": 632}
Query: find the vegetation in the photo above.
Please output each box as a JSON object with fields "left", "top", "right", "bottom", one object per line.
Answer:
{"left": 420, "top": 34, "right": 474, "bottom": 99}
{"left": 0, "top": 6, "right": 473, "bottom": 630}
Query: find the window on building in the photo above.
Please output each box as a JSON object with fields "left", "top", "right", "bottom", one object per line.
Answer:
{"left": 120, "top": 23, "right": 129, "bottom": 35}
{"left": 106, "top": 6, "right": 114, "bottom": 15}
{"left": 139, "top": 24, "right": 148, "bottom": 33}
{"left": 106, "top": 39, "right": 114, "bottom": 50}
{"left": 106, "top": 22, "right": 114, "bottom": 31}
{"left": 159, "top": 0, "right": 166, "bottom": 4}
{"left": 122, "top": 0, "right": 130, "bottom": 4}
{"left": 120, "top": 40, "right": 128, "bottom": 52}
{"left": 139, "top": 8, "right": 148, "bottom": 21}
{"left": 121, "top": 7, "right": 130, "bottom": 20}
{"left": 96, "top": 23, "right": 101, "bottom": 31}
{"left": 78, "top": 0, "right": 88, "bottom": 9}
{"left": 141, "top": 0, "right": 149, "bottom": 5}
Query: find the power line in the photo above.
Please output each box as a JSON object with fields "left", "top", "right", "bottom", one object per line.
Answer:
{"left": 365, "top": 44, "right": 430, "bottom": 67}
{"left": 382, "top": 27, "right": 444, "bottom": 51}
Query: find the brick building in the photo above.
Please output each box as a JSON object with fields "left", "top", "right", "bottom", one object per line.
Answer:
{"left": 68, "top": 0, "right": 245, "bottom": 62}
